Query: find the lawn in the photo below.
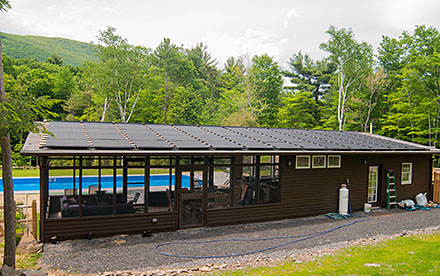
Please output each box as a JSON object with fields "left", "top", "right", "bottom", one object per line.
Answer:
{"left": 218, "top": 231, "right": 440, "bottom": 275}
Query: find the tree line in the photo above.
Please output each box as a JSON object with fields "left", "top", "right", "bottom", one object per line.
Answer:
{"left": 2, "top": 25, "right": 440, "bottom": 166}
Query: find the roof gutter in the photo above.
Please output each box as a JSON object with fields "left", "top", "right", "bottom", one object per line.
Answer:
{"left": 20, "top": 149, "right": 440, "bottom": 156}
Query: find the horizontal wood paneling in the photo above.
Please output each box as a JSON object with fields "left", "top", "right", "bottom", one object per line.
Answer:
{"left": 43, "top": 212, "right": 177, "bottom": 241}
{"left": 43, "top": 154, "right": 431, "bottom": 241}
{"left": 206, "top": 154, "right": 432, "bottom": 227}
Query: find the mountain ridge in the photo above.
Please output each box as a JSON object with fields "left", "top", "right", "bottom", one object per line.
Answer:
{"left": 0, "top": 32, "right": 97, "bottom": 66}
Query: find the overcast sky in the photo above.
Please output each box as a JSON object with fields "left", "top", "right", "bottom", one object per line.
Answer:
{"left": 1, "top": 0, "right": 439, "bottom": 68}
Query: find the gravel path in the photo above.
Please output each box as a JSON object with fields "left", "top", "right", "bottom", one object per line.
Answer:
{"left": 42, "top": 208, "right": 440, "bottom": 274}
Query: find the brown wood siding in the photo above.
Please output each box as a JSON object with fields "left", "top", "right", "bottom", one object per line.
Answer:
{"left": 43, "top": 212, "right": 177, "bottom": 242}
{"left": 206, "top": 154, "right": 432, "bottom": 227}
{"left": 42, "top": 154, "right": 431, "bottom": 241}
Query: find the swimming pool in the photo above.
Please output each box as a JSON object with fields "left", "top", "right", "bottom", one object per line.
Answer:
{"left": 0, "top": 175, "right": 190, "bottom": 192}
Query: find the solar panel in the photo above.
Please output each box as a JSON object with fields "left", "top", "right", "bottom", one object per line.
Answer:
{"left": 264, "top": 129, "right": 327, "bottom": 150}
{"left": 45, "top": 121, "right": 90, "bottom": 149}
{"left": 83, "top": 122, "right": 133, "bottom": 149}
{"left": 238, "top": 128, "right": 297, "bottom": 149}
{"left": 92, "top": 139, "right": 134, "bottom": 149}
{"left": 204, "top": 126, "right": 274, "bottom": 150}
{"left": 42, "top": 121, "right": 427, "bottom": 152}
{"left": 310, "top": 131, "right": 373, "bottom": 150}
{"left": 116, "top": 123, "right": 175, "bottom": 149}
{"left": 45, "top": 138, "right": 89, "bottom": 148}
{"left": 146, "top": 124, "right": 210, "bottom": 150}
{"left": 176, "top": 125, "right": 243, "bottom": 150}
{"left": 344, "top": 132, "right": 422, "bottom": 150}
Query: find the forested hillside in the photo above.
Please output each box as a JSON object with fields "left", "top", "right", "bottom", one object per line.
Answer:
{"left": 2, "top": 25, "right": 440, "bottom": 166}
{"left": 0, "top": 32, "right": 97, "bottom": 66}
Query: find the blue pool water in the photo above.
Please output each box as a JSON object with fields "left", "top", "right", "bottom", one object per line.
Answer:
{"left": 0, "top": 175, "right": 190, "bottom": 192}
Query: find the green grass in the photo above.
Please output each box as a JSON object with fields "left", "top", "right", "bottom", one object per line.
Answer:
{"left": 217, "top": 231, "right": 440, "bottom": 275}
{"left": 11, "top": 169, "right": 40, "bottom": 178}
{"left": 17, "top": 252, "right": 41, "bottom": 270}
{"left": 0, "top": 32, "right": 97, "bottom": 67}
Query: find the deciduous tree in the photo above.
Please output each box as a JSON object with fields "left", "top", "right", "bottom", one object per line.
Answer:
{"left": 85, "top": 27, "right": 150, "bottom": 123}
{"left": 248, "top": 54, "right": 283, "bottom": 127}
{"left": 320, "top": 26, "right": 373, "bottom": 131}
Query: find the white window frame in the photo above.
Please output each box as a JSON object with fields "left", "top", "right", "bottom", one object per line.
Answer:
{"left": 312, "top": 155, "right": 326, "bottom": 169}
{"left": 327, "top": 155, "right": 341, "bottom": 168}
{"left": 295, "top": 155, "right": 310, "bottom": 169}
{"left": 401, "top": 162, "right": 413, "bottom": 185}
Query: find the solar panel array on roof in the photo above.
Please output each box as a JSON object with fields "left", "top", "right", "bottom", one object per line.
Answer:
{"left": 146, "top": 124, "right": 210, "bottom": 150}
{"left": 46, "top": 121, "right": 90, "bottom": 148}
{"left": 175, "top": 125, "right": 242, "bottom": 150}
{"left": 42, "top": 121, "right": 429, "bottom": 152}
{"left": 281, "top": 129, "right": 354, "bottom": 150}
{"left": 83, "top": 122, "right": 133, "bottom": 149}
{"left": 203, "top": 126, "right": 274, "bottom": 150}
{"left": 262, "top": 128, "right": 327, "bottom": 150}
{"left": 291, "top": 129, "right": 364, "bottom": 150}
{"left": 346, "top": 132, "right": 422, "bottom": 150}
{"left": 116, "top": 123, "right": 174, "bottom": 149}
{"left": 230, "top": 127, "right": 292, "bottom": 150}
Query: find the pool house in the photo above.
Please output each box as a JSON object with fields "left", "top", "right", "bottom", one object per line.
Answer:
{"left": 21, "top": 121, "right": 438, "bottom": 242}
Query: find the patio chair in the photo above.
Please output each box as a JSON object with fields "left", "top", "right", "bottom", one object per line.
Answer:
{"left": 88, "top": 185, "right": 99, "bottom": 194}
{"left": 64, "top": 188, "right": 77, "bottom": 196}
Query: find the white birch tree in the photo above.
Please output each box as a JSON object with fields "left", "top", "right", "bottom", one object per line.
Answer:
{"left": 85, "top": 27, "right": 150, "bottom": 123}
{"left": 320, "top": 26, "right": 373, "bottom": 131}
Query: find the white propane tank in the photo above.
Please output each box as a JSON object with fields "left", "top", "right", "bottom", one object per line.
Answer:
{"left": 339, "top": 184, "right": 349, "bottom": 215}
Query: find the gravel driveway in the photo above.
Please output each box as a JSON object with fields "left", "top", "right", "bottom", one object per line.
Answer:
{"left": 42, "top": 208, "right": 440, "bottom": 274}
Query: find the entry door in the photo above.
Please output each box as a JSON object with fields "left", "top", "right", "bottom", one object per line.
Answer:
{"left": 368, "top": 166, "right": 379, "bottom": 204}
{"left": 179, "top": 168, "right": 206, "bottom": 228}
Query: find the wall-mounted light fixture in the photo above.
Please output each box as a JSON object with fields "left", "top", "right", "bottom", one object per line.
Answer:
{"left": 287, "top": 160, "right": 292, "bottom": 167}
{"left": 362, "top": 159, "right": 367, "bottom": 165}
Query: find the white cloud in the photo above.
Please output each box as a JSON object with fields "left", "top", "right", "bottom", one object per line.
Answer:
{"left": 203, "top": 29, "right": 288, "bottom": 67}
{"left": 1, "top": 0, "right": 440, "bottom": 69}
{"left": 283, "top": 7, "right": 304, "bottom": 28}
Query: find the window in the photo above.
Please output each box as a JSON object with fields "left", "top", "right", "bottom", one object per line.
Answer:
{"left": 312, "top": 155, "right": 326, "bottom": 168}
{"left": 259, "top": 164, "right": 280, "bottom": 204}
{"left": 368, "top": 166, "right": 379, "bottom": 203}
{"left": 233, "top": 155, "right": 280, "bottom": 207}
{"left": 148, "top": 167, "right": 176, "bottom": 212}
{"left": 328, "top": 155, "right": 341, "bottom": 168}
{"left": 207, "top": 166, "right": 231, "bottom": 209}
{"left": 401, "top": 162, "right": 413, "bottom": 185}
{"left": 295, "top": 155, "right": 310, "bottom": 169}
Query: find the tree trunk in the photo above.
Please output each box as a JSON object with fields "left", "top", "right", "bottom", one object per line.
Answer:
{"left": 0, "top": 40, "right": 16, "bottom": 268}
{"left": 1, "top": 136, "right": 15, "bottom": 268}
{"left": 100, "top": 97, "right": 108, "bottom": 122}
{"left": 164, "top": 71, "right": 168, "bottom": 124}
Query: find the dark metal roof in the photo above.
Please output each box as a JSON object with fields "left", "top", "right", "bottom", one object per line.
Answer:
{"left": 22, "top": 121, "right": 436, "bottom": 155}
